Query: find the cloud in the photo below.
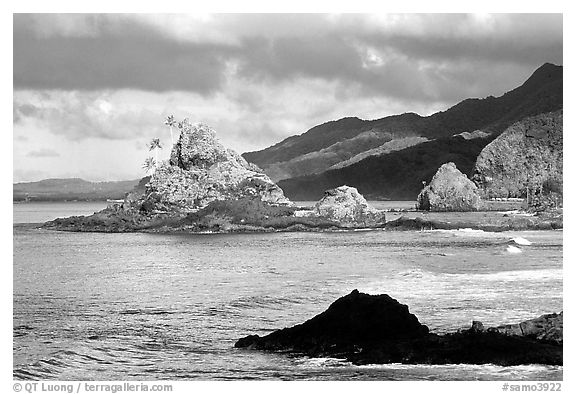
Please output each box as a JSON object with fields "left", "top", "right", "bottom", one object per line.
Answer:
{"left": 14, "top": 14, "right": 562, "bottom": 104}
{"left": 14, "top": 90, "right": 167, "bottom": 141}
{"left": 12, "top": 13, "right": 564, "bottom": 182}
{"left": 14, "top": 102, "right": 40, "bottom": 123}
{"left": 14, "top": 14, "right": 235, "bottom": 94}
{"left": 27, "top": 148, "right": 60, "bottom": 158}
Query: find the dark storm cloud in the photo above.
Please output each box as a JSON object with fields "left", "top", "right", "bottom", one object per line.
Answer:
{"left": 236, "top": 35, "right": 362, "bottom": 82}
{"left": 14, "top": 102, "right": 40, "bottom": 123}
{"left": 14, "top": 14, "right": 236, "bottom": 94}
{"left": 234, "top": 14, "right": 562, "bottom": 102}
{"left": 13, "top": 14, "right": 563, "bottom": 103}
{"left": 364, "top": 14, "right": 562, "bottom": 64}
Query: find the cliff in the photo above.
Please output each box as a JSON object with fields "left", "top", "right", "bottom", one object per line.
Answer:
{"left": 472, "top": 111, "right": 563, "bottom": 200}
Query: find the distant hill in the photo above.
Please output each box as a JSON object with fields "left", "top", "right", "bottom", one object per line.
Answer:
{"left": 278, "top": 134, "right": 495, "bottom": 201}
{"left": 243, "top": 63, "right": 562, "bottom": 185}
{"left": 13, "top": 178, "right": 140, "bottom": 202}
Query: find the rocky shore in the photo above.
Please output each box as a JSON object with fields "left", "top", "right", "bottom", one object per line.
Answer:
{"left": 41, "top": 120, "right": 562, "bottom": 234}
{"left": 235, "top": 290, "right": 562, "bottom": 366}
{"left": 42, "top": 200, "right": 562, "bottom": 233}
{"left": 385, "top": 209, "right": 562, "bottom": 232}
{"left": 42, "top": 123, "right": 385, "bottom": 233}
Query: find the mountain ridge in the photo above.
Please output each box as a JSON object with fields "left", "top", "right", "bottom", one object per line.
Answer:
{"left": 242, "top": 63, "right": 562, "bottom": 182}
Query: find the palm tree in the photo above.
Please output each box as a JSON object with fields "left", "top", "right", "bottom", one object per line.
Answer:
{"left": 164, "top": 115, "right": 176, "bottom": 146}
{"left": 178, "top": 118, "right": 189, "bottom": 130}
{"left": 142, "top": 157, "right": 156, "bottom": 174}
{"left": 148, "top": 138, "right": 162, "bottom": 165}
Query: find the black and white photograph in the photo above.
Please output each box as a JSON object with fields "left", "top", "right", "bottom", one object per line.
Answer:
{"left": 11, "top": 8, "right": 565, "bottom": 388}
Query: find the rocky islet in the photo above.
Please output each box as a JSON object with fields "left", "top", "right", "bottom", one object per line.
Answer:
{"left": 236, "top": 290, "right": 562, "bottom": 366}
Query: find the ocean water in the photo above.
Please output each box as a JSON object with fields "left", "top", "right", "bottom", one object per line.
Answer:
{"left": 13, "top": 202, "right": 563, "bottom": 380}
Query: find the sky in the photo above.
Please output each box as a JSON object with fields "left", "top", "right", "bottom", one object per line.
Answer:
{"left": 13, "top": 13, "right": 563, "bottom": 183}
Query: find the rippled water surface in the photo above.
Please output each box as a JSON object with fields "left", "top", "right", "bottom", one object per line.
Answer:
{"left": 13, "top": 202, "right": 563, "bottom": 380}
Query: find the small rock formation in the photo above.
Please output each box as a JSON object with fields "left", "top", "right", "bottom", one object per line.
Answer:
{"left": 141, "top": 121, "right": 290, "bottom": 212}
{"left": 472, "top": 111, "right": 563, "bottom": 202}
{"left": 236, "top": 290, "right": 562, "bottom": 366}
{"left": 314, "top": 186, "right": 385, "bottom": 227}
{"left": 470, "top": 321, "right": 485, "bottom": 332}
{"left": 236, "top": 290, "right": 428, "bottom": 352}
{"left": 417, "top": 162, "right": 481, "bottom": 211}
{"left": 488, "top": 312, "right": 563, "bottom": 344}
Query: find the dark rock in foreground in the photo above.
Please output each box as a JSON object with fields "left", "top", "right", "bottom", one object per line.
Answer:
{"left": 236, "top": 290, "right": 427, "bottom": 353}
{"left": 235, "top": 290, "right": 562, "bottom": 366}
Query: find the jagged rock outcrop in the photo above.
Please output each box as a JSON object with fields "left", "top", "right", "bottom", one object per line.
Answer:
{"left": 236, "top": 290, "right": 562, "bottom": 366}
{"left": 417, "top": 162, "right": 481, "bottom": 211}
{"left": 139, "top": 121, "right": 290, "bottom": 212}
{"left": 472, "top": 111, "right": 563, "bottom": 201}
{"left": 42, "top": 122, "right": 296, "bottom": 232}
{"left": 314, "top": 186, "right": 385, "bottom": 227}
{"left": 487, "top": 312, "right": 563, "bottom": 344}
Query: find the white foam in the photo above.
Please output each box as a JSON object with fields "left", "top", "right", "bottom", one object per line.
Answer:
{"left": 511, "top": 237, "right": 532, "bottom": 246}
{"left": 507, "top": 245, "right": 523, "bottom": 254}
{"left": 296, "top": 357, "right": 352, "bottom": 369}
{"left": 358, "top": 363, "right": 562, "bottom": 373}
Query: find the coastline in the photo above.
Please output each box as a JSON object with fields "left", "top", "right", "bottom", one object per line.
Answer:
{"left": 38, "top": 206, "right": 562, "bottom": 234}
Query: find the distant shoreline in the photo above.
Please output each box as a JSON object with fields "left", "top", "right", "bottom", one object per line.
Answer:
{"left": 13, "top": 198, "right": 113, "bottom": 203}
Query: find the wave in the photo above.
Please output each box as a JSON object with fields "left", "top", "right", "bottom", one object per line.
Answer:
{"left": 390, "top": 267, "right": 562, "bottom": 283}
{"left": 119, "top": 308, "right": 178, "bottom": 316}
{"left": 445, "top": 268, "right": 563, "bottom": 282}
{"left": 295, "top": 358, "right": 562, "bottom": 379}
{"left": 358, "top": 363, "right": 562, "bottom": 372}
{"left": 295, "top": 357, "right": 353, "bottom": 369}
{"left": 368, "top": 268, "right": 562, "bottom": 286}
{"left": 228, "top": 294, "right": 310, "bottom": 310}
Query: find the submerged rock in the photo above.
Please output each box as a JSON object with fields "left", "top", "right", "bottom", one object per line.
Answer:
{"left": 314, "top": 186, "right": 385, "bottom": 227}
{"left": 236, "top": 290, "right": 562, "bottom": 366}
{"left": 417, "top": 162, "right": 481, "bottom": 212}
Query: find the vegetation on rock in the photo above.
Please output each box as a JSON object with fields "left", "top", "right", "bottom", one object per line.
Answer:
{"left": 140, "top": 120, "right": 290, "bottom": 212}
{"left": 472, "top": 111, "right": 562, "bottom": 202}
